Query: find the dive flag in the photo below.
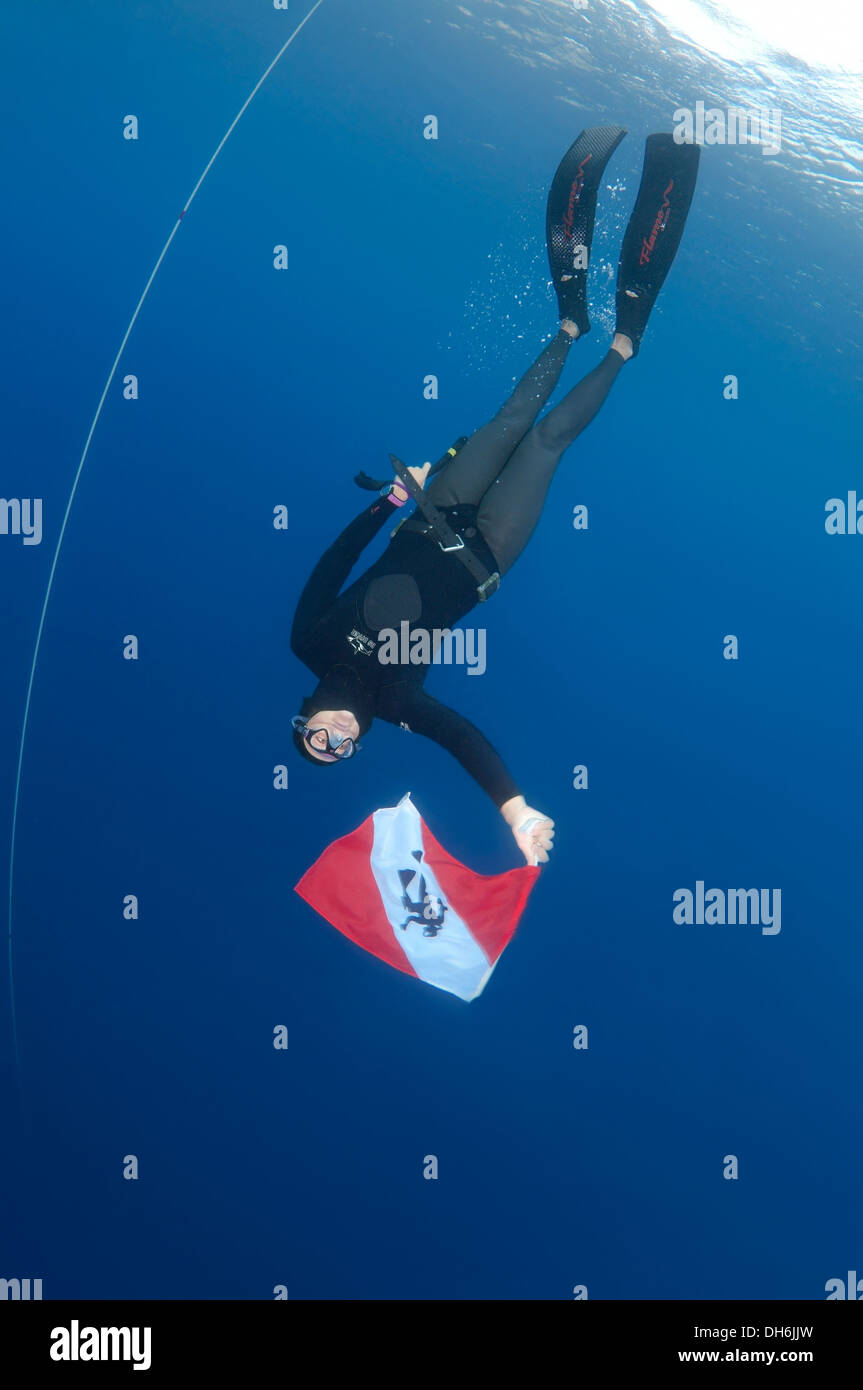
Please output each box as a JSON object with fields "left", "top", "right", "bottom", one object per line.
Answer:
{"left": 294, "top": 793, "right": 539, "bottom": 1001}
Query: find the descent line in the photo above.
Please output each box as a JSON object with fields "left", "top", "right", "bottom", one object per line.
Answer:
{"left": 6, "top": 0, "right": 326, "bottom": 1073}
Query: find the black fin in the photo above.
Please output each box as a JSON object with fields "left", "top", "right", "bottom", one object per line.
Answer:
{"left": 615, "top": 134, "right": 700, "bottom": 356}
{"left": 427, "top": 437, "right": 469, "bottom": 480}
{"left": 546, "top": 125, "right": 627, "bottom": 335}
{"left": 355, "top": 470, "right": 387, "bottom": 491}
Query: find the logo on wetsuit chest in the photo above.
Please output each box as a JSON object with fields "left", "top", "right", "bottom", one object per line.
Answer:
{"left": 346, "top": 629, "right": 376, "bottom": 656}
{"left": 399, "top": 852, "right": 448, "bottom": 938}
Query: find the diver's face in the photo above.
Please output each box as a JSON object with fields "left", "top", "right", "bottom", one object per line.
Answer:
{"left": 301, "top": 709, "right": 360, "bottom": 763}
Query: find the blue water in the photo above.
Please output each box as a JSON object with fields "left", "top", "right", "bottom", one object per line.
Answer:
{"left": 2, "top": 0, "right": 861, "bottom": 1300}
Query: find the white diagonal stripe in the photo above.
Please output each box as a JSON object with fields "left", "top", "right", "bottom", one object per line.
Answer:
{"left": 370, "top": 795, "right": 492, "bottom": 1002}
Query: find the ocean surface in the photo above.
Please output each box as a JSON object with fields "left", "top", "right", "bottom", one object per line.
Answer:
{"left": 2, "top": 0, "right": 861, "bottom": 1299}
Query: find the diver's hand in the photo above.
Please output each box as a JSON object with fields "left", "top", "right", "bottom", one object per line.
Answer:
{"left": 500, "top": 795, "right": 555, "bottom": 866}
{"left": 391, "top": 461, "right": 431, "bottom": 502}
{"left": 513, "top": 812, "right": 555, "bottom": 865}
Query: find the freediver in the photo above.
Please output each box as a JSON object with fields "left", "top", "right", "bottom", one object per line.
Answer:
{"left": 290, "top": 129, "right": 700, "bottom": 865}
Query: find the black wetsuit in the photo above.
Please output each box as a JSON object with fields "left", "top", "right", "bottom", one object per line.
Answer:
{"left": 291, "top": 330, "right": 623, "bottom": 805}
{"left": 291, "top": 494, "right": 520, "bottom": 804}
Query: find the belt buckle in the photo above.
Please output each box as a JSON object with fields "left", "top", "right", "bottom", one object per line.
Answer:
{"left": 439, "top": 535, "right": 465, "bottom": 553}
{"left": 477, "top": 571, "right": 501, "bottom": 601}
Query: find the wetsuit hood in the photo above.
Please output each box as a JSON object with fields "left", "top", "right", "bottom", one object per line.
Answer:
{"left": 305, "top": 663, "right": 375, "bottom": 737}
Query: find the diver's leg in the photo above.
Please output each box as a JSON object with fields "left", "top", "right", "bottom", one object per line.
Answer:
{"left": 425, "top": 326, "right": 576, "bottom": 509}
{"left": 476, "top": 342, "right": 628, "bottom": 573}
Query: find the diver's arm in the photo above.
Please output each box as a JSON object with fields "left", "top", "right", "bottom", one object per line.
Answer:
{"left": 291, "top": 496, "right": 397, "bottom": 648}
{"left": 291, "top": 464, "right": 432, "bottom": 651}
{"left": 393, "top": 692, "right": 555, "bottom": 863}
{"left": 500, "top": 795, "right": 528, "bottom": 825}
{"left": 394, "top": 690, "right": 523, "bottom": 808}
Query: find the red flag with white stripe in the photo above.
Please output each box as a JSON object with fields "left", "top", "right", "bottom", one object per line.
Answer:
{"left": 294, "top": 793, "right": 539, "bottom": 1001}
